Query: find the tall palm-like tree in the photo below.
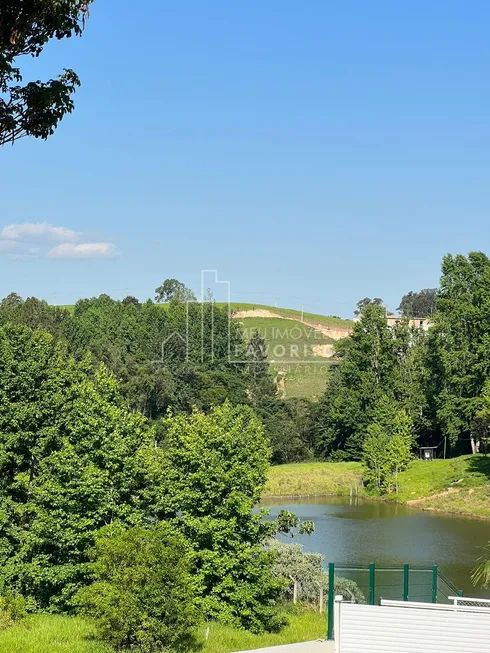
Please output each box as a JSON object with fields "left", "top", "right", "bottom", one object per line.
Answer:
{"left": 471, "top": 543, "right": 490, "bottom": 588}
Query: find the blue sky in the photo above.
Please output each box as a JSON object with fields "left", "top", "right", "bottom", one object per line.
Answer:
{"left": 1, "top": 1, "right": 489, "bottom": 317}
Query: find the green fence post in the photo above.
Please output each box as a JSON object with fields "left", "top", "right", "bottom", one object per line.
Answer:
{"left": 369, "top": 563, "right": 376, "bottom": 605}
{"left": 403, "top": 564, "right": 409, "bottom": 601}
{"left": 432, "top": 565, "right": 438, "bottom": 603}
{"left": 327, "top": 563, "right": 335, "bottom": 640}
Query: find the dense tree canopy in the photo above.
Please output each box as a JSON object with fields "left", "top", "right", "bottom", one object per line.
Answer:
{"left": 311, "top": 305, "right": 425, "bottom": 458}
{"left": 0, "top": 324, "right": 154, "bottom": 608}
{"left": 154, "top": 279, "right": 196, "bottom": 303}
{"left": 429, "top": 252, "right": 490, "bottom": 452}
{"left": 0, "top": 1, "right": 93, "bottom": 146}
{"left": 397, "top": 288, "right": 437, "bottom": 317}
{"left": 152, "top": 403, "right": 285, "bottom": 632}
{"left": 354, "top": 297, "right": 384, "bottom": 316}
{"left": 0, "top": 293, "right": 318, "bottom": 464}
{"left": 0, "top": 294, "right": 249, "bottom": 419}
{"left": 0, "top": 325, "right": 287, "bottom": 629}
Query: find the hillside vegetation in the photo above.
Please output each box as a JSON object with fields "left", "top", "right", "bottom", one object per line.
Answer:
{"left": 225, "top": 303, "right": 353, "bottom": 330}
{"left": 55, "top": 301, "right": 353, "bottom": 399}
{"left": 239, "top": 316, "right": 336, "bottom": 399}
{"left": 264, "top": 456, "right": 490, "bottom": 519}
{"left": 265, "top": 462, "right": 363, "bottom": 497}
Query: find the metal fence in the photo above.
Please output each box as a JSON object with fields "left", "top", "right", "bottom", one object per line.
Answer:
{"left": 326, "top": 562, "right": 462, "bottom": 640}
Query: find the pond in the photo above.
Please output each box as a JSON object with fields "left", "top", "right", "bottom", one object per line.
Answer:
{"left": 261, "top": 497, "right": 490, "bottom": 598}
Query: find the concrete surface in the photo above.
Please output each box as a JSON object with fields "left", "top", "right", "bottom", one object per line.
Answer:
{"left": 237, "top": 640, "right": 334, "bottom": 653}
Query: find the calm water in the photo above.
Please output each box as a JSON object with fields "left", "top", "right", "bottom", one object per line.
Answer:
{"left": 262, "top": 497, "right": 490, "bottom": 598}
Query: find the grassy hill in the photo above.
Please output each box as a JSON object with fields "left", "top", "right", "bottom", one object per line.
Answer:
{"left": 222, "top": 303, "right": 353, "bottom": 330}
{"left": 264, "top": 456, "right": 490, "bottom": 519}
{"left": 226, "top": 304, "right": 352, "bottom": 399}
{"left": 54, "top": 301, "right": 354, "bottom": 400}
{"left": 238, "top": 316, "right": 335, "bottom": 399}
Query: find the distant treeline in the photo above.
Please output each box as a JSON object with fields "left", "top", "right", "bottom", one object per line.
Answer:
{"left": 0, "top": 292, "right": 313, "bottom": 463}
{"left": 311, "top": 251, "right": 490, "bottom": 462}
{"left": 2, "top": 250, "right": 490, "bottom": 465}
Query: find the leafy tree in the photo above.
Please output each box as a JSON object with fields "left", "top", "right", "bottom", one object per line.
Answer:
{"left": 0, "top": 292, "right": 22, "bottom": 308}
{"left": 313, "top": 306, "right": 427, "bottom": 459}
{"left": 390, "top": 322, "right": 432, "bottom": 442}
{"left": 397, "top": 289, "right": 437, "bottom": 317}
{"left": 354, "top": 297, "right": 384, "bottom": 316}
{"left": 0, "top": 323, "right": 154, "bottom": 609}
{"left": 154, "top": 279, "right": 196, "bottom": 303}
{"left": 246, "top": 329, "right": 270, "bottom": 384}
{"left": 362, "top": 423, "right": 390, "bottom": 491}
{"left": 0, "top": 294, "right": 67, "bottom": 336}
{"left": 270, "top": 541, "right": 365, "bottom": 604}
{"left": 274, "top": 510, "right": 314, "bottom": 540}
{"left": 313, "top": 305, "right": 397, "bottom": 457}
{"left": 0, "top": 1, "right": 93, "bottom": 146}
{"left": 152, "top": 402, "right": 285, "bottom": 632}
{"left": 362, "top": 398, "right": 413, "bottom": 492}
{"left": 76, "top": 523, "right": 199, "bottom": 653}
{"left": 264, "top": 401, "right": 313, "bottom": 464}
{"left": 121, "top": 295, "right": 140, "bottom": 306}
{"left": 47, "top": 294, "right": 247, "bottom": 419}
{"left": 473, "top": 380, "right": 490, "bottom": 455}
{"left": 429, "top": 252, "right": 490, "bottom": 452}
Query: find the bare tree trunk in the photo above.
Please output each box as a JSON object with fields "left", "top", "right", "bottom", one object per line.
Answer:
{"left": 470, "top": 435, "right": 480, "bottom": 454}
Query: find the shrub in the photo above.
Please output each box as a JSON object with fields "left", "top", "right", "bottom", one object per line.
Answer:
{"left": 157, "top": 403, "right": 285, "bottom": 633}
{"left": 0, "top": 594, "right": 28, "bottom": 630}
{"left": 75, "top": 523, "right": 199, "bottom": 653}
{"left": 270, "top": 541, "right": 365, "bottom": 604}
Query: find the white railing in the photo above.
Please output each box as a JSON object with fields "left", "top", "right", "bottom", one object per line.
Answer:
{"left": 449, "top": 595, "right": 490, "bottom": 608}
{"left": 380, "top": 599, "right": 490, "bottom": 613}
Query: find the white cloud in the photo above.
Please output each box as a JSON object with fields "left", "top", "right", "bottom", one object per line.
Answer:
{"left": 0, "top": 222, "right": 120, "bottom": 261}
{"left": 0, "top": 222, "right": 81, "bottom": 243}
{"left": 48, "top": 242, "right": 118, "bottom": 260}
{"left": 0, "top": 240, "right": 19, "bottom": 252}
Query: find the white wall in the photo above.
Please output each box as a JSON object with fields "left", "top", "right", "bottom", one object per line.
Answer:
{"left": 336, "top": 601, "right": 490, "bottom": 653}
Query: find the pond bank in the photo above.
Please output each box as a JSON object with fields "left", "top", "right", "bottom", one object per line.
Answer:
{"left": 264, "top": 456, "right": 490, "bottom": 520}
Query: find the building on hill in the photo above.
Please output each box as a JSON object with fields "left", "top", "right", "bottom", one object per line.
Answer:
{"left": 386, "top": 315, "right": 432, "bottom": 331}
{"left": 353, "top": 314, "right": 433, "bottom": 330}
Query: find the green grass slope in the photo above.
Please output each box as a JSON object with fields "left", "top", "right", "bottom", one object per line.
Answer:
{"left": 1, "top": 610, "right": 326, "bottom": 653}
{"left": 240, "top": 316, "right": 336, "bottom": 399}
{"left": 265, "top": 456, "right": 490, "bottom": 518}
{"left": 396, "top": 455, "right": 490, "bottom": 517}
{"left": 0, "top": 615, "right": 111, "bottom": 653}
{"left": 265, "top": 462, "right": 364, "bottom": 497}
{"left": 224, "top": 303, "right": 353, "bottom": 330}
